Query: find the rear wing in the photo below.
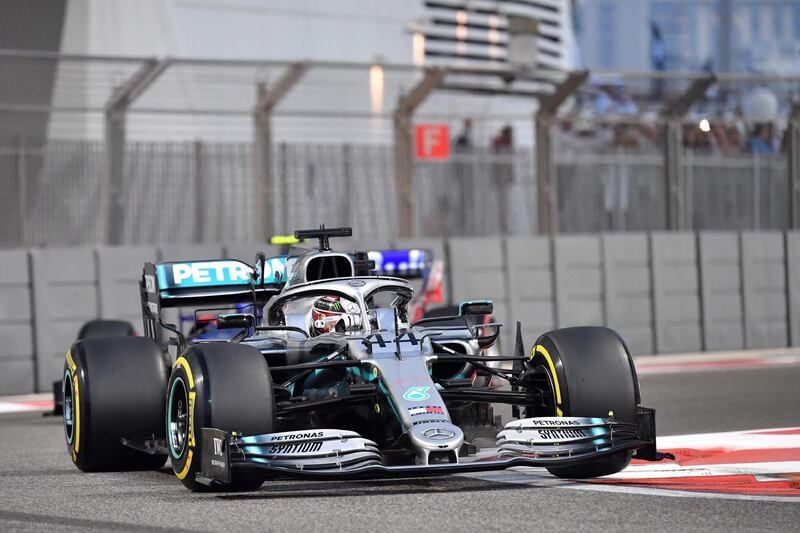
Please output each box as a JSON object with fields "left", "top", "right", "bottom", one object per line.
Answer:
{"left": 141, "top": 258, "right": 287, "bottom": 343}
{"left": 142, "top": 257, "right": 286, "bottom": 312}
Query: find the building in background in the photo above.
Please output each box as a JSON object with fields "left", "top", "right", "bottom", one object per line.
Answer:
{"left": 21, "top": 0, "right": 572, "bottom": 144}
{"left": 416, "top": 0, "right": 573, "bottom": 70}
{"left": 575, "top": 0, "right": 800, "bottom": 74}
{"left": 572, "top": 0, "right": 650, "bottom": 71}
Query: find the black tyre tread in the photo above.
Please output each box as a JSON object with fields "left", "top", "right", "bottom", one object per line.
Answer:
{"left": 65, "top": 336, "right": 167, "bottom": 472}
{"left": 167, "top": 343, "right": 274, "bottom": 492}
{"left": 529, "top": 326, "right": 639, "bottom": 479}
{"left": 52, "top": 320, "right": 138, "bottom": 416}
{"left": 77, "top": 319, "right": 135, "bottom": 340}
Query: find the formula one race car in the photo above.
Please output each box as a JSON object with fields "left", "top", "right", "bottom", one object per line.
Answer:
{"left": 52, "top": 242, "right": 446, "bottom": 413}
{"left": 62, "top": 227, "right": 671, "bottom": 491}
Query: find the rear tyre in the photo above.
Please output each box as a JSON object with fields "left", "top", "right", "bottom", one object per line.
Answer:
{"left": 63, "top": 336, "right": 168, "bottom": 471}
{"left": 166, "top": 343, "right": 275, "bottom": 492}
{"left": 77, "top": 319, "right": 136, "bottom": 339}
{"left": 526, "top": 326, "right": 640, "bottom": 479}
{"left": 53, "top": 320, "right": 137, "bottom": 416}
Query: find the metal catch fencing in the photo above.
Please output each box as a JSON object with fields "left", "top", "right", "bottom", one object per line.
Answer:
{"left": 0, "top": 138, "right": 791, "bottom": 248}
{"left": 556, "top": 149, "right": 789, "bottom": 233}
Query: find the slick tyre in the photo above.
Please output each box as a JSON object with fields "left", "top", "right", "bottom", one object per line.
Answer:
{"left": 53, "top": 320, "right": 137, "bottom": 415}
{"left": 166, "top": 343, "right": 275, "bottom": 492}
{"left": 526, "top": 326, "right": 640, "bottom": 479}
{"left": 63, "top": 336, "right": 168, "bottom": 471}
{"left": 77, "top": 319, "right": 136, "bottom": 339}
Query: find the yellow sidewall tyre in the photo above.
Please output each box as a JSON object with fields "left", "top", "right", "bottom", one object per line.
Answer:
{"left": 166, "top": 343, "right": 275, "bottom": 492}
{"left": 527, "top": 326, "right": 640, "bottom": 479}
{"left": 64, "top": 337, "right": 168, "bottom": 472}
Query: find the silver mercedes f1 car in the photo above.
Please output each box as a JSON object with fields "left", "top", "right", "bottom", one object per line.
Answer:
{"left": 62, "top": 226, "right": 671, "bottom": 491}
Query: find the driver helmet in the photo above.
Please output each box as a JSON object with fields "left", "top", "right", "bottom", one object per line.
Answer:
{"left": 311, "top": 295, "right": 345, "bottom": 335}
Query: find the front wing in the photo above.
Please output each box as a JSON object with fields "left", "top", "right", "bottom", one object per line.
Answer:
{"left": 196, "top": 408, "right": 670, "bottom": 486}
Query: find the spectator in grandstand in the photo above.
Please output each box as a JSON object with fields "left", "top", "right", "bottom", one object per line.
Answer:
{"left": 556, "top": 115, "right": 614, "bottom": 154}
{"left": 613, "top": 123, "right": 642, "bottom": 148}
{"left": 452, "top": 118, "right": 474, "bottom": 235}
{"left": 746, "top": 123, "right": 778, "bottom": 155}
{"left": 742, "top": 88, "right": 779, "bottom": 154}
{"left": 492, "top": 124, "right": 513, "bottom": 153}
{"left": 454, "top": 118, "right": 473, "bottom": 151}
{"left": 492, "top": 125, "right": 514, "bottom": 234}
{"left": 684, "top": 123, "right": 713, "bottom": 151}
{"left": 716, "top": 117, "right": 746, "bottom": 154}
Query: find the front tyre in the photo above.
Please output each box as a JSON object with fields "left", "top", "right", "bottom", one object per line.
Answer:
{"left": 63, "top": 337, "right": 168, "bottom": 471}
{"left": 526, "top": 326, "right": 640, "bottom": 479}
{"left": 166, "top": 343, "right": 275, "bottom": 492}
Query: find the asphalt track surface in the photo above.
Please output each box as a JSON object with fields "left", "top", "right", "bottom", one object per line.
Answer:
{"left": 1, "top": 363, "right": 799, "bottom": 532}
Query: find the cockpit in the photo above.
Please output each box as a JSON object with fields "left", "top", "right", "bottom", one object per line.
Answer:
{"left": 268, "top": 281, "right": 413, "bottom": 338}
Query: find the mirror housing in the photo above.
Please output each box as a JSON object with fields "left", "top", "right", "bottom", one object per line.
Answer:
{"left": 216, "top": 313, "right": 255, "bottom": 330}
{"left": 458, "top": 300, "right": 494, "bottom": 317}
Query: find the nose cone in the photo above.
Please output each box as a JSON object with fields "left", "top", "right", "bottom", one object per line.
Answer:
{"left": 409, "top": 422, "right": 464, "bottom": 464}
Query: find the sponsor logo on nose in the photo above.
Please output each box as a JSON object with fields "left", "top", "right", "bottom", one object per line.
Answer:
{"left": 423, "top": 427, "right": 455, "bottom": 440}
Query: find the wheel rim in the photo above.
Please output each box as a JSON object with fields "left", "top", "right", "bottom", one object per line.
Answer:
{"left": 63, "top": 369, "right": 75, "bottom": 445}
{"left": 167, "top": 377, "right": 189, "bottom": 459}
{"left": 522, "top": 364, "right": 558, "bottom": 417}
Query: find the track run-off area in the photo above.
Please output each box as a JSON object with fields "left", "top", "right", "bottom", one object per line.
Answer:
{"left": 1, "top": 349, "right": 798, "bottom": 532}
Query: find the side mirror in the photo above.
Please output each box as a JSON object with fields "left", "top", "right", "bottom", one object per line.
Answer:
{"left": 217, "top": 313, "right": 255, "bottom": 330}
{"left": 458, "top": 300, "right": 494, "bottom": 317}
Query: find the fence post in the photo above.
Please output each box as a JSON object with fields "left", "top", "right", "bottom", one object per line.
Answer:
{"left": 660, "top": 75, "right": 716, "bottom": 230}
{"left": 341, "top": 144, "right": 351, "bottom": 226}
{"left": 193, "top": 140, "right": 205, "bottom": 242}
{"left": 753, "top": 152, "right": 760, "bottom": 230}
{"left": 788, "top": 102, "right": 800, "bottom": 229}
{"left": 16, "top": 136, "right": 26, "bottom": 244}
{"left": 534, "top": 70, "right": 588, "bottom": 235}
{"left": 664, "top": 120, "right": 683, "bottom": 230}
{"left": 252, "top": 62, "right": 308, "bottom": 238}
{"left": 393, "top": 67, "right": 447, "bottom": 239}
{"left": 535, "top": 114, "right": 556, "bottom": 235}
{"left": 279, "top": 142, "right": 288, "bottom": 231}
{"left": 103, "top": 58, "right": 170, "bottom": 245}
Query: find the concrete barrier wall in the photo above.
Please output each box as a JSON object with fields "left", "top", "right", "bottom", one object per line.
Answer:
{"left": 0, "top": 250, "right": 35, "bottom": 394}
{"left": 159, "top": 244, "right": 224, "bottom": 262}
{"left": 2, "top": 231, "right": 798, "bottom": 395}
{"left": 602, "top": 233, "right": 653, "bottom": 355}
{"left": 30, "top": 248, "right": 98, "bottom": 392}
{"left": 553, "top": 235, "right": 604, "bottom": 328}
{"left": 96, "top": 246, "right": 158, "bottom": 330}
{"left": 651, "top": 233, "right": 702, "bottom": 353}
{"left": 698, "top": 232, "right": 744, "bottom": 351}
{"left": 448, "top": 237, "right": 509, "bottom": 348}
{"left": 223, "top": 244, "right": 282, "bottom": 264}
{"left": 741, "top": 232, "right": 788, "bottom": 348}
{"left": 787, "top": 232, "right": 800, "bottom": 346}
{"left": 505, "top": 236, "right": 553, "bottom": 345}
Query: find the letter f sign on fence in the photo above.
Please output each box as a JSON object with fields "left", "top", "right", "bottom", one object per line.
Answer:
{"left": 415, "top": 124, "right": 450, "bottom": 161}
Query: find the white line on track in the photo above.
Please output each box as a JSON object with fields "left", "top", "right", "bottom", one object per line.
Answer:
{"left": 460, "top": 427, "right": 800, "bottom": 503}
